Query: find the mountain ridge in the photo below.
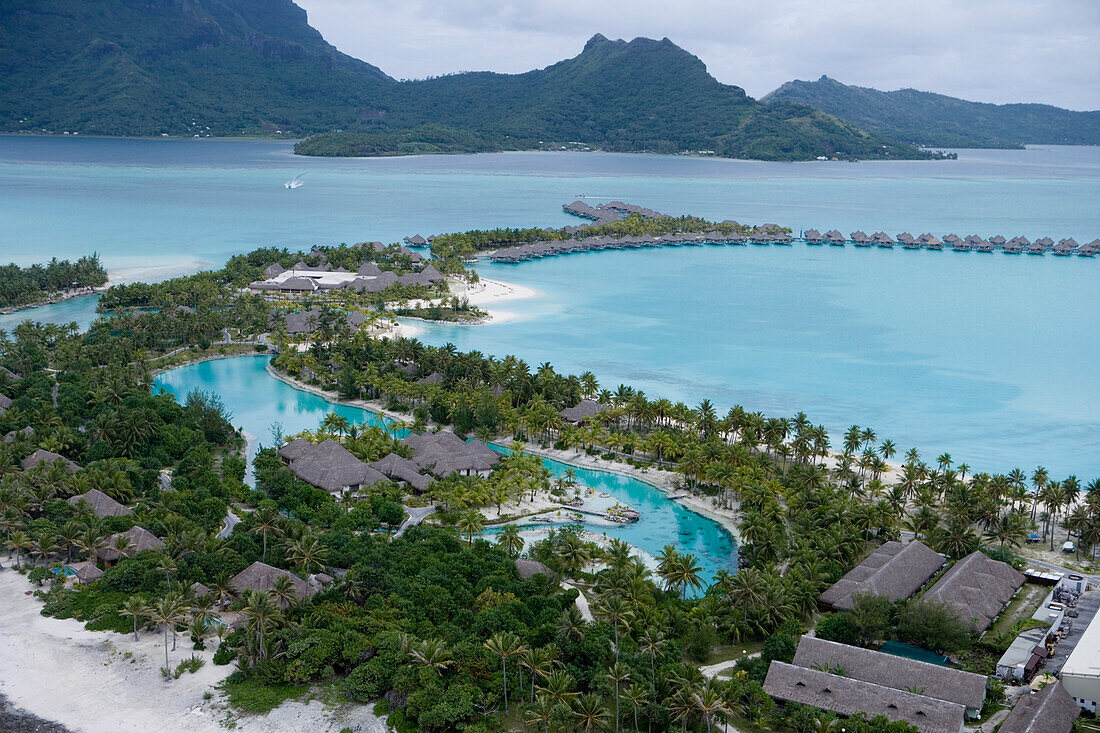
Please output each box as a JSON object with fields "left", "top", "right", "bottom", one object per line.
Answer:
{"left": 763, "top": 75, "right": 1100, "bottom": 148}
{"left": 2, "top": 1, "right": 929, "bottom": 160}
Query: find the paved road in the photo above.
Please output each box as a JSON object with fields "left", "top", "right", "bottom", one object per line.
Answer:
{"left": 394, "top": 506, "right": 436, "bottom": 539}
{"left": 1047, "top": 589, "right": 1100, "bottom": 675}
{"left": 560, "top": 581, "right": 595, "bottom": 622}
{"left": 217, "top": 510, "right": 241, "bottom": 540}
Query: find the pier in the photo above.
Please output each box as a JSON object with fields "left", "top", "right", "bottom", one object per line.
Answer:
{"left": 480, "top": 202, "right": 1098, "bottom": 263}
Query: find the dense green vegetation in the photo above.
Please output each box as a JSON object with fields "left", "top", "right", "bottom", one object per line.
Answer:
{"left": 764, "top": 75, "right": 1100, "bottom": 148}
{"left": 3, "top": 233, "right": 1096, "bottom": 731}
{"left": 0, "top": 255, "right": 107, "bottom": 309}
{"left": 427, "top": 214, "right": 756, "bottom": 264}
{"left": 1, "top": 1, "right": 935, "bottom": 161}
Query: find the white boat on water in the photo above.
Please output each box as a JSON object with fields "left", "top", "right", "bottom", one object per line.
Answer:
{"left": 284, "top": 173, "right": 306, "bottom": 189}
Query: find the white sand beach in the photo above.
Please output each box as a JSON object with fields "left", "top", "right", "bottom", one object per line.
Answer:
{"left": 445, "top": 276, "right": 538, "bottom": 324}
{"left": 108, "top": 258, "right": 210, "bottom": 286}
{"left": 0, "top": 571, "right": 385, "bottom": 733}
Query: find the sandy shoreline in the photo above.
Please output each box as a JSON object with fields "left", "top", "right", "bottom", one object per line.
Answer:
{"left": 0, "top": 571, "right": 385, "bottom": 733}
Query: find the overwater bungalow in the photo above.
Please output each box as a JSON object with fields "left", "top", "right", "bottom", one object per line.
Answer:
{"left": 989, "top": 235, "right": 1007, "bottom": 248}
{"left": 1003, "top": 239, "right": 1025, "bottom": 254}
{"left": 943, "top": 234, "right": 962, "bottom": 246}
{"left": 973, "top": 239, "right": 994, "bottom": 253}
{"left": 1009, "top": 236, "right": 1031, "bottom": 248}
{"left": 896, "top": 232, "right": 919, "bottom": 249}
{"left": 871, "top": 232, "right": 894, "bottom": 248}
{"left": 404, "top": 234, "right": 428, "bottom": 246}
{"left": 773, "top": 233, "right": 793, "bottom": 245}
{"left": 918, "top": 233, "right": 943, "bottom": 250}
{"left": 951, "top": 239, "right": 972, "bottom": 252}
{"left": 1027, "top": 240, "right": 1047, "bottom": 255}
{"left": 824, "top": 230, "right": 845, "bottom": 246}
{"left": 750, "top": 230, "right": 772, "bottom": 245}
{"left": 964, "top": 234, "right": 983, "bottom": 245}
{"left": 850, "top": 231, "right": 871, "bottom": 247}
{"left": 803, "top": 229, "right": 824, "bottom": 245}
{"left": 1053, "top": 238, "right": 1079, "bottom": 256}
{"left": 1078, "top": 239, "right": 1100, "bottom": 257}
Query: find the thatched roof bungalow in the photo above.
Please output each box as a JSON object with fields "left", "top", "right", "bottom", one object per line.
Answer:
{"left": 850, "top": 231, "right": 871, "bottom": 246}
{"left": 516, "top": 558, "right": 556, "bottom": 580}
{"left": 763, "top": 662, "right": 966, "bottom": 733}
{"left": 872, "top": 232, "right": 894, "bottom": 247}
{"left": 791, "top": 636, "right": 986, "bottom": 716}
{"left": 230, "top": 561, "right": 314, "bottom": 603}
{"left": 400, "top": 431, "right": 501, "bottom": 477}
{"left": 561, "top": 399, "right": 608, "bottom": 424}
{"left": 370, "top": 452, "right": 433, "bottom": 493}
{"left": 99, "top": 526, "right": 166, "bottom": 562}
{"left": 262, "top": 263, "right": 286, "bottom": 279}
{"left": 0, "top": 392, "right": 11, "bottom": 413}
{"left": 68, "top": 489, "right": 132, "bottom": 518}
{"left": 69, "top": 561, "right": 104, "bottom": 585}
{"left": 818, "top": 540, "right": 943, "bottom": 611}
{"left": 803, "top": 229, "right": 824, "bottom": 244}
{"left": 279, "top": 438, "right": 389, "bottom": 496}
{"left": 998, "top": 681, "right": 1078, "bottom": 733}
{"left": 404, "top": 234, "right": 428, "bottom": 246}
{"left": 23, "top": 449, "right": 80, "bottom": 472}
{"left": 922, "top": 550, "right": 1024, "bottom": 631}
{"left": 2, "top": 426, "right": 33, "bottom": 444}
{"left": 825, "top": 230, "right": 845, "bottom": 246}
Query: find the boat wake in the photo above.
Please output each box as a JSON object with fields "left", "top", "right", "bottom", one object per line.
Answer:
{"left": 284, "top": 173, "right": 306, "bottom": 189}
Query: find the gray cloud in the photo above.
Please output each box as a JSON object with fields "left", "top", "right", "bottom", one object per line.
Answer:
{"left": 301, "top": 0, "right": 1100, "bottom": 109}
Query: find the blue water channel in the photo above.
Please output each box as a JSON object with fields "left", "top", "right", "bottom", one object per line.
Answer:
{"left": 153, "top": 355, "right": 737, "bottom": 588}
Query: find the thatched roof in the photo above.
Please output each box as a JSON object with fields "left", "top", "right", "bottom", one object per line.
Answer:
{"left": 99, "top": 526, "right": 166, "bottom": 562}
{"left": 999, "top": 681, "right": 1078, "bottom": 733}
{"left": 356, "top": 262, "right": 383, "bottom": 276}
{"left": 0, "top": 392, "right": 11, "bottom": 412}
{"left": 404, "top": 234, "right": 428, "bottom": 246}
{"left": 417, "top": 372, "right": 444, "bottom": 384}
{"left": 230, "top": 561, "right": 314, "bottom": 602}
{"left": 763, "top": 662, "right": 965, "bottom": 733}
{"left": 561, "top": 399, "right": 608, "bottom": 424}
{"left": 923, "top": 551, "right": 1024, "bottom": 631}
{"left": 262, "top": 263, "right": 286, "bottom": 279}
{"left": 191, "top": 582, "right": 212, "bottom": 597}
{"left": 277, "top": 437, "right": 315, "bottom": 462}
{"left": 0, "top": 366, "right": 22, "bottom": 382}
{"left": 279, "top": 276, "right": 319, "bottom": 292}
{"left": 819, "top": 540, "right": 943, "bottom": 611}
{"left": 69, "top": 561, "right": 104, "bottom": 584}
{"left": 23, "top": 449, "right": 80, "bottom": 473}
{"left": 370, "top": 452, "right": 433, "bottom": 492}
{"left": 400, "top": 431, "right": 501, "bottom": 476}
{"left": 282, "top": 439, "right": 388, "bottom": 495}
{"left": 68, "top": 489, "right": 132, "bottom": 518}
{"left": 791, "top": 636, "right": 986, "bottom": 711}
{"left": 516, "top": 558, "right": 555, "bottom": 580}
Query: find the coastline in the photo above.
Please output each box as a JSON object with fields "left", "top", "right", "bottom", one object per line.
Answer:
{"left": 0, "top": 571, "right": 386, "bottom": 733}
{"left": 0, "top": 286, "right": 106, "bottom": 317}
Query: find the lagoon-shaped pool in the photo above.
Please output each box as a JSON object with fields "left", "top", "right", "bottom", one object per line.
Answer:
{"left": 154, "top": 355, "right": 736, "bottom": 589}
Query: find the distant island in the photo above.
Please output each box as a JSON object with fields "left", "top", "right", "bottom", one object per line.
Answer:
{"left": 0, "top": 255, "right": 108, "bottom": 312}
{"left": 1, "top": 1, "right": 933, "bottom": 162}
{"left": 763, "top": 75, "right": 1100, "bottom": 149}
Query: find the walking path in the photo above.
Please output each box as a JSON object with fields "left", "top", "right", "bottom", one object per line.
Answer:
{"left": 217, "top": 510, "right": 241, "bottom": 540}
{"left": 394, "top": 506, "right": 435, "bottom": 539}
{"left": 560, "top": 582, "right": 594, "bottom": 622}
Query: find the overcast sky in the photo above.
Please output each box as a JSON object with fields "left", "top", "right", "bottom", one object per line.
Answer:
{"left": 296, "top": 0, "right": 1099, "bottom": 110}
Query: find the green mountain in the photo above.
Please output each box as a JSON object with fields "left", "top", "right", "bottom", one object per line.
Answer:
{"left": 0, "top": 1, "right": 929, "bottom": 160}
{"left": 763, "top": 75, "right": 1100, "bottom": 148}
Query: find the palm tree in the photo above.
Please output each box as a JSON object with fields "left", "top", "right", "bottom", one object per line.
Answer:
{"left": 496, "top": 524, "right": 524, "bottom": 558}
{"left": 693, "top": 684, "right": 727, "bottom": 733}
{"left": 524, "top": 694, "right": 555, "bottom": 733}
{"left": 636, "top": 627, "right": 665, "bottom": 688}
{"left": 120, "top": 596, "right": 148, "bottom": 641}
{"left": 457, "top": 510, "right": 484, "bottom": 544}
{"left": 149, "top": 594, "right": 187, "bottom": 678}
{"left": 668, "top": 553, "right": 703, "bottom": 599}
{"left": 270, "top": 575, "right": 298, "bottom": 608}
{"left": 251, "top": 506, "right": 281, "bottom": 563}
{"left": 575, "top": 693, "right": 610, "bottom": 732}
{"left": 287, "top": 534, "right": 327, "bottom": 574}
{"left": 241, "top": 590, "right": 281, "bottom": 660}
{"left": 604, "top": 662, "right": 630, "bottom": 733}
{"left": 622, "top": 683, "right": 648, "bottom": 733}
{"left": 6, "top": 530, "right": 31, "bottom": 569}
{"left": 409, "top": 637, "right": 454, "bottom": 676}
{"left": 595, "top": 595, "right": 634, "bottom": 664}
{"left": 484, "top": 631, "right": 524, "bottom": 714}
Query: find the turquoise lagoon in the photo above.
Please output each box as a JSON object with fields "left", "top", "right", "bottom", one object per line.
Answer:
{"left": 153, "top": 355, "right": 736, "bottom": 588}
{"left": 4, "top": 136, "right": 1099, "bottom": 475}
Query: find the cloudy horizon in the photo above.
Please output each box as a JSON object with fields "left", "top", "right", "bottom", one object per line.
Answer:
{"left": 297, "top": 0, "right": 1099, "bottom": 110}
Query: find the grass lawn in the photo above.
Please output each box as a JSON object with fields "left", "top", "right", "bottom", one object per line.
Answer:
{"left": 704, "top": 641, "right": 764, "bottom": 665}
{"left": 989, "top": 583, "right": 1048, "bottom": 636}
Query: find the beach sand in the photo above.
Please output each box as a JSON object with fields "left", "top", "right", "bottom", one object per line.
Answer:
{"left": 0, "top": 571, "right": 386, "bottom": 733}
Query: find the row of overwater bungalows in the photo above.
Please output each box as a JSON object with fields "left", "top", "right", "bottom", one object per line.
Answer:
{"left": 490, "top": 229, "right": 1098, "bottom": 263}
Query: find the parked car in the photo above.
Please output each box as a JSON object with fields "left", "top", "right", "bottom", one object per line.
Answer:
{"left": 1063, "top": 541, "right": 1076, "bottom": 553}
{"left": 1026, "top": 534, "right": 1041, "bottom": 544}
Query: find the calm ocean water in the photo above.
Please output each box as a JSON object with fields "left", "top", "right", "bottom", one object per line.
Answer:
{"left": 2, "top": 136, "right": 1097, "bottom": 476}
